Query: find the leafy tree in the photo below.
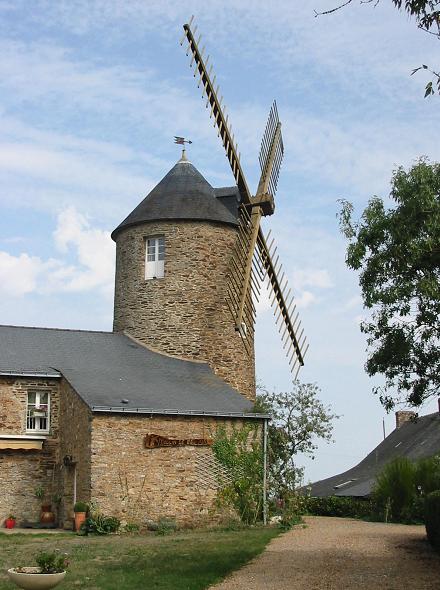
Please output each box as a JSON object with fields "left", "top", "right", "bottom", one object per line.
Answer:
{"left": 339, "top": 159, "right": 440, "bottom": 409}
{"left": 315, "top": 0, "right": 440, "bottom": 96}
{"left": 256, "top": 382, "right": 338, "bottom": 497}
{"left": 212, "top": 382, "right": 337, "bottom": 525}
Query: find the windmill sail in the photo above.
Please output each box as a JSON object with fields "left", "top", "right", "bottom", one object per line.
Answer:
{"left": 181, "top": 17, "right": 308, "bottom": 378}
{"left": 258, "top": 101, "right": 284, "bottom": 200}
{"left": 180, "top": 20, "right": 252, "bottom": 205}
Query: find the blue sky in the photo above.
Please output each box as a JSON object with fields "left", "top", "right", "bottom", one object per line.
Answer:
{"left": 0, "top": 0, "right": 439, "bottom": 482}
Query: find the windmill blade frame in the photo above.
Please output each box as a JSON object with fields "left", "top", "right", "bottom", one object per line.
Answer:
{"left": 181, "top": 20, "right": 252, "bottom": 205}
{"left": 181, "top": 17, "right": 308, "bottom": 379}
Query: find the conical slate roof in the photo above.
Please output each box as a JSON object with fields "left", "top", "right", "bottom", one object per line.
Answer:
{"left": 111, "top": 154, "right": 238, "bottom": 240}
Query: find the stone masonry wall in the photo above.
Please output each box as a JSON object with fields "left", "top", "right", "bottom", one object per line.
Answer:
{"left": 58, "top": 379, "right": 92, "bottom": 524}
{"left": 91, "top": 414, "right": 260, "bottom": 526}
{"left": 0, "top": 376, "right": 60, "bottom": 524}
{"left": 113, "top": 221, "right": 256, "bottom": 401}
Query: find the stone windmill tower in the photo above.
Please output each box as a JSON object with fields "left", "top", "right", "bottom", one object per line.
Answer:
{"left": 111, "top": 150, "right": 256, "bottom": 401}
{"left": 112, "top": 18, "right": 309, "bottom": 405}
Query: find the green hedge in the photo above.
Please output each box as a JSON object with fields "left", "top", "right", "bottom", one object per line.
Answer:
{"left": 425, "top": 490, "right": 440, "bottom": 550}
{"left": 305, "top": 496, "right": 373, "bottom": 519}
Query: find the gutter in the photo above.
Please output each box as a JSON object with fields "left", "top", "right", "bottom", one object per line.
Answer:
{"left": 91, "top": 405, "right": 270, "bottom": 420}
{"left": 0, "top": 370, "right": 61, "bottom": 378}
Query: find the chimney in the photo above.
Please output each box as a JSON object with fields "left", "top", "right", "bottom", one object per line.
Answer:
{"left": 395, "top": 410, "right": 416, "bottom": 429}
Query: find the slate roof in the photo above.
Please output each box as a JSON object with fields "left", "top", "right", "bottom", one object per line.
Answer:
{"left": 111, "top": 158, "right": 239, "bottom": 240}
{"left": 309, "top": 411, "right": 440, "bottom": 497}
{"left": 0, "top": 325, "right": 259, "bottom": 417}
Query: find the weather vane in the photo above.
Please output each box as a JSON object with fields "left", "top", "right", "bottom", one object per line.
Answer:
{"left": 174, "top": 136, "right": 193, "bottom": 145}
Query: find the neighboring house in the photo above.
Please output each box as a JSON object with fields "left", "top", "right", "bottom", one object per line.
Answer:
{"left": 309, "top": 408, "right": 440, "bottom": 498}
{"left": 0, "top": 153, "right": 267, "bottom": 528}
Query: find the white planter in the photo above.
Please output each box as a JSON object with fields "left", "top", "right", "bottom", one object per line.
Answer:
{"left": 7, "top": 568, "right": 66, "bottom": 590}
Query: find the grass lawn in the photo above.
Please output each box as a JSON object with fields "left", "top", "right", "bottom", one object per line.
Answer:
{"left": 0, "top": 527, "right": 279, "bottom": 590}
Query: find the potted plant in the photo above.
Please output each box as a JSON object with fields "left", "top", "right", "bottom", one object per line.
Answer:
{"left": 73, "top": 501, "right": 88, "bottom": 532}
{"left": 5, "top": 514, "right": 16, "bottom": 529}
{"left": 8, "top": 549, "right": 68, "bottom": 589}
{"left": 35, "top": 486, "right": 54, "bottom": 525}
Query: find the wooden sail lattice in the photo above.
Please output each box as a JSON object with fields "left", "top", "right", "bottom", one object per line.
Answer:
{"left": 258, "top": 101, "right": 284, "bottom": 200}
{"left": 181, "top": 17, "right": 308, "bottom": 378}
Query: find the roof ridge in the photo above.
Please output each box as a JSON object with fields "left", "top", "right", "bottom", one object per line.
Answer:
{"left": 0, "top": 324, "right": 113, "bottom": 335}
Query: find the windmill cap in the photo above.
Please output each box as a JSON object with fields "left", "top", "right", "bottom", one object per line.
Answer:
{"left": 111, "top": 157, "right": 239, "bottom": 240}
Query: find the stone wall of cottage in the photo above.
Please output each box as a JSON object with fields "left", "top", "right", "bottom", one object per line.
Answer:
{"left": 58, "top": 379, "right": 92, "bottom": 525}
{"left": 90, "top": 414, "right": 260, "bottom": 526}
{"left": 0, "top": 376, "right": 60, "bottom": 524}
{"left": 113, "top": 220, "right": 256, "bottom": 401}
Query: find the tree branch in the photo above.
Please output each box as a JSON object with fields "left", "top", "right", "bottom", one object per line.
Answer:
{"left": 314, "top": 0, "right": 355, "bottom": 17}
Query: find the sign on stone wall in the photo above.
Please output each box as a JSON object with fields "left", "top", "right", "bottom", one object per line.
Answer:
{"left": 144, "top": 433, "right": 213, "bottom": 449}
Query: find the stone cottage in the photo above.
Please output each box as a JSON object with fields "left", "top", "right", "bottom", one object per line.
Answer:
{"left": 0, "top": 152, "right": 266, "bottom": 528}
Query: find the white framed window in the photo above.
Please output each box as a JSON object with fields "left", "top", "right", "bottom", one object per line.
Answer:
{"left": 145, "top": 236, "right": 165, "bottom": 279}
{"left": 26, "top": 391, "right": 50, "bottom": 433}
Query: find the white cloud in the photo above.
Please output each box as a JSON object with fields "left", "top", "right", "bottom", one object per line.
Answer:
{"left": 292, "top": 269, "right": 333, "bottom": 290}
{"left": 0, "top": 251, "right": 54, "bottom": 297}
{"left": 295, "top": 290, "right": 317, "bottom": 309}
{"left": 0, "top": 208, "right": 115, "bottom": 298}
{"left": 52, "top": 207, "right": 114, "bottom": 295}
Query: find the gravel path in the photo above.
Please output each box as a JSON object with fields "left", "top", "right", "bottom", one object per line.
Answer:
{"left": 211, "top": 516, "right": 440, "bottom": 589}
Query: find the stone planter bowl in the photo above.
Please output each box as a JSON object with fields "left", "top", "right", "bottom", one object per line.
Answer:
{"left": 7, "top": 568, "right": 66, "bottom": 590}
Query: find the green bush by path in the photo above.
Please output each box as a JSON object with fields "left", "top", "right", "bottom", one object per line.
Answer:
{"left": 305, "top": 496, "right": 373, "bottom": 520}
{"left": 372, "top": 457, "right": 416, "bottom": 522}
{"left": 425, "top": 491, "right": 440, "bottom": 550}
{"left": 0, "top": 527, "right": 279, "bottom": 590}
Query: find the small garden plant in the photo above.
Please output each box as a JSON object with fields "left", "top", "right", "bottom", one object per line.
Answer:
{"left": 16, "top": 550, "right": 69, "bottom": 574}
{"left": 36, "top": 550, "right": 69, "bottom": 574}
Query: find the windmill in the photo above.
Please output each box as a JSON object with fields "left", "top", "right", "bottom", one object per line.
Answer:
{"left": 180, "top": 17, "right": 308, "bottom": 379}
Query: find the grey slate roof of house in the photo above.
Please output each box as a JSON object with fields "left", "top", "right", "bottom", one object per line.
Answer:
{"left": 111, "top": 159, "right": 240, "bottom": 240}
{"left": 0, "top": 325, "right": 258, "bottom": 417}
{"left": 309, "top": 411, "right": 440, "bottom": 498}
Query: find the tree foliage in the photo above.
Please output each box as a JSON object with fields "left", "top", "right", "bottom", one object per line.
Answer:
{"left": 212, "top": 424, "right": 263, "bottom": 525}
{"left": 372, "top": 454, "right": 440, "bottom": 522}
{"left": 339, "top": 159, "right": 440, "bottom": 409}
{"left": 212, "top": 382, "right": 337, "bottom": 525}
{"left": 256, "top": 382, "right": 338, "bottom": 496}
{"left": 315, "top": 0, "right": 440, "bottom": 96}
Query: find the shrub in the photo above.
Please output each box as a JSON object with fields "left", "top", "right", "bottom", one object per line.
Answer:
{"left": 305, "top": 496, "right": 373, "bottom": 519}
{"left": 84, "top": 514, "right": 120, "bottom": 534}
{"left": 425, "top": 490, "right": 440, "bottom": 550}
{"left": 415, "top": 456, "right": 440, "bottom": 495}
{"left": 123, "top": 522, "right": 140, "bottom": 534}
{"left": 372, "top": 457, "right": 416, "bottom": 521}
{"left": 156, "top": 518, "right": 178, "bottom": 536}
{"left": 73, "top": 501, "right": 88, "bottom": 513}
{"left": 35, "top": 550, "right": 69, "bottom": 573}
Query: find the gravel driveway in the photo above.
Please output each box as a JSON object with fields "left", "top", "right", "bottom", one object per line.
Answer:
{"left": 210, "top": 516, "right": 440, "bottom": 589}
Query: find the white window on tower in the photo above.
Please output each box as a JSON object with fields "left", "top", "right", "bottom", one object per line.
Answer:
{"left": 145, "top": 236, "right": 165, "bottom": 279}
{"left": 26, "top": 391, "right": 50, "bottom": 433}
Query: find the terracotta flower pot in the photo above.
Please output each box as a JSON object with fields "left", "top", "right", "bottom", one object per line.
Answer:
{"left": 5, "top": 518, "right": 16, "bottom": 529}
{"left": 7, "top": 568, "right": 66, "bottom": 590}
{"left": 74, "top": 512, "right": 86, "bottom": 532}
{"left": 40, "top": 505, "right": 55, "bottom": 524}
